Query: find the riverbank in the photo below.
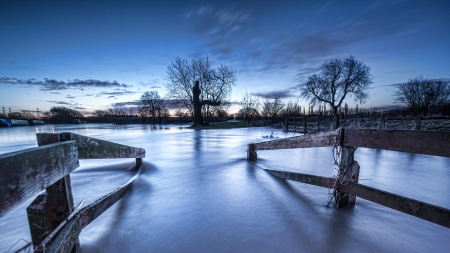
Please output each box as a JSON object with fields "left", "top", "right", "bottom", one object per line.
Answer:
{"left": 188, "top": 120, "right": 249, "bottom": 130}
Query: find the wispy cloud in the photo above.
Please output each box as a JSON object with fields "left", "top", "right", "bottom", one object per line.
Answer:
{"left": 185, "top": 5, "right": 251, "bottom": 56}
{"left": 0, "top": 77, "right": 131, "bottom": 91}
{"left": 111, "top": 100, "right": 142, "bottom": 107}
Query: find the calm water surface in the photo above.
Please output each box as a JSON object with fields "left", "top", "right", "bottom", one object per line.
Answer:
{"left": 1, "top": 124, "right": 449, "bottom": 252}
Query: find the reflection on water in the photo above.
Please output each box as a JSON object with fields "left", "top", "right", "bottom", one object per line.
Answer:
{"left": 1, "top": 123, "right": 449, "bottom": 252}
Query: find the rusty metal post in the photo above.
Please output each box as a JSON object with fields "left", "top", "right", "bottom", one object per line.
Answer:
{"left": 335, "top": 128, "right": 360, "bottom": 207}
{"left": 27, "top": 133, "right": 79, "bottom": 252}
{"left": 247, "top": 143, "right": 257, "bottom": 161}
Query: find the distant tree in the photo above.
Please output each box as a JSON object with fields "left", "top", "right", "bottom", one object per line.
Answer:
{"left": 164, "top": 56, "right": 237, "bottom": 125}
{"left": 261, "top": 96, "right": 285, "bottom": 120}
{"left": 239, "top": 91, "right": 260, "bottom": 125}
{"left": 282, "top": 100, "right": 302, "bottom": 117}
{"left": 393, "top": 76, "right": 450, "bottom": 115}
{"left": 1, "top": 106, "right": 6, "bottom": 118}
{"left": 93, "top": 109, "right": 111, "bottom": 117}
{"left": 8, "top": 112, "right": 24, "bottom": 119}
{"left": 139, "top": 91, "right": 163, "bottom": 120}
{"left": 50, "top": 106, "right": 82, "bottom": 123}
{"left": 300, "top": 55, "right": 372, "bottom": 128}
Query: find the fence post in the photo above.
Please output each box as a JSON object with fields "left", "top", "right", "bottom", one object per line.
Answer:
{"left": 317, "top": 116, "right": 321, "bottom": 133}
{"left": 303, "top": 116, "right": 307, "bottom": 135}
{"left": 27, "top": 133, "right": 79, "bottom": 252}
{"left": 247, "top": 143, "right": 257, "bottom": 161}
{"left": 416, "top": 116, "right": 421, "bottom": 130}
{"left": 284, "top": 117, "right": 288, "bottom": 132}
{"left": 294, "top": 117, "right": 297, "bottom": 132}
{"left": 335, "top": 128, "right": 360, "bottom": 207}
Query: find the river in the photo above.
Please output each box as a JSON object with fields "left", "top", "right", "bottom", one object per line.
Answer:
{"left": 1, "top": 123, "right": 449, "bottom": 252}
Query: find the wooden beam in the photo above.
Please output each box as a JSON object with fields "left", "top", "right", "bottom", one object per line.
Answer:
{"left": 343, "top": 128, "right": 450, "bottom": 157}
{"left": 60, "top": 132, "right": 145, "bottom": 159}
{"left": 27, "top": 133, "right": 79, "bottom": 250}
{"left": 339, "top": 183, "right": 450, "bottom": 228}
{"left": 79, "top": 168, "right": 140, "bottom": 228}
{"left": 0, "top": 141, "right": 79, "bottom": 217}
{"left": 45, "top": 214, "right": 82, "bottom": 253}
{"left": 254, "top": 129, "right": 338, "bottom": 151}
{"left": 265, "top": 169, "right": 335, "bottom": 189}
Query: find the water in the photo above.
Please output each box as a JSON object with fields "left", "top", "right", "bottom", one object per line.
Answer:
{"left": 1, "top": 124, "right": 449, "bottom": 252}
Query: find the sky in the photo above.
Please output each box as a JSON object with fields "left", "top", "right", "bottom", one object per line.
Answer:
{"left": 0, "top": 0, "right": 449, "bottom": 116}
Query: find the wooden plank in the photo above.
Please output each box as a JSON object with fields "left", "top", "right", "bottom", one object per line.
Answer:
{"left": 79, "top": 168, "right": 140, "bottom": 228}
{"left": 60, "top": 132, "right": 145, "bottom": 159}
{"left": 254, "top": 129, "right": 338, "bottom": 151}
{"left": 45, "top": 214, "right": 82, "bottom": 253}
{"left": 265, "top": 169, "right": 335, "bottom": 189}
{"left": 27, "top": 133, "right": 79, "bottom": 250}
{"left": 344, "top": 128, "right": 450, "bottom": 157}
{"left": 34, "top": 200, "right": 85, "bottom": 253}
{"left": 0, "top": 141, "right": 79, "bottom": 217}
{"left": 339, "top": 183, "right": 450, "bottom": 228}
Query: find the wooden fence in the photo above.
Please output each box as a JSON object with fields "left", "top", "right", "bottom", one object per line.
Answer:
{"left": 0, "top": 132, "right": 145, "bottom": 253}
{"left": 247, "top": 128, "right": 450, "bottom": 228}
{"left": 285, "top": 115, "right": 450, "bottom": 133}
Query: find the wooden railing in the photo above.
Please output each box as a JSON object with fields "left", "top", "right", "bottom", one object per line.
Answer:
{"left": 247, "top": 128, "right": 450, "bottom": 229}
{"left": 284, "top": 115, "right": 450, "bottom": 133}
{"left": 0, "top": 132, "right": 145, "bottom": 253}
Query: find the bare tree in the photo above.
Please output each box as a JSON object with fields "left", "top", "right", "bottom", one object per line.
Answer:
{"left": 239, "top": 91, "right": 260, "bottom": 125}
{"left": 164, "top": 56, "right": 237, "bottom": 125}
{"left": 282, "top": 99, "right": 302, "bottom": 117}
{"left": 261, "top": 96, "right": 285, "bottom": 120}
{"left": 50, "top": 106, "right": 82, "bottom": 123}
{"left": 300, "top": 55, "right": 372, "bottom": 127}
{"left": 139, "top": 91, "right": 163, "bottom": 120}
{"left": 393, "top": 76, "right": 450, "bottom": 115}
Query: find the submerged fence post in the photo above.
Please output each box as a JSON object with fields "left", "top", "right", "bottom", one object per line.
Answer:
{"left": 247, "top": 143, "right": 257, "bottom": 161}
{"left": 27, "top": 133, "right": 80, "bottom": 252}
{"left": 335, "top": 128, "right": 360, "bottom": 207}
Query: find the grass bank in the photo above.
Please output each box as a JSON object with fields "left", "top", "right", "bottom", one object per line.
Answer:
{"left": 188, "top": 120, "right": 249, "bottom": 130}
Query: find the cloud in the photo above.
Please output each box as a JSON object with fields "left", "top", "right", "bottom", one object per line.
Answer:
{"left": 65, "top": 95, "right": 76, "bottom": 99}
{"left": 381, "top": 77, "right": 450, "bottom": 88}
{"left": 46, "top": 101, "right": 72, "bottom": 105}
{"left": 49, "top": 91, "right": 61, "bottom": 94}
{"left": 251, "top": 89, "right": 298, "bottom": 99}
{"left": 185, "top": 5, "right": 251, "bottom": 56}
{"left": 95, "top": 90, "right": 137, "bottom": 96}
{"left": 111, "top": 100, "right": 142, "bottom": 107}
{"left": 0, "top": 77, "right": 132, "bottom": 91}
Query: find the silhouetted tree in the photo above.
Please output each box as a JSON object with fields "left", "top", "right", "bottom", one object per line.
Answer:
{"left": 164, "top": 56, "right": 237, "bottom": 125}
{"left": 282, "top": 100, "right": 302, "bottom": 117}
{"left": 261, "top": 96, "right": 285, "bottom": 120}
{"left": 93, "top": 110, "right": 112, "bottom": 117}
{"left": 239, "top": 91, "right": 260, "bottom": 125}
{"left": 300, "top": 56, "right": 372, "bottom": 128}
{"left": 50, "top": 106, "right": 82, "bottom": 123}
{"left": 139, "top": 91, "right": 163, "bottom": 120}
{"left": 393, "top": 76, "right": 450, "bottom": 115}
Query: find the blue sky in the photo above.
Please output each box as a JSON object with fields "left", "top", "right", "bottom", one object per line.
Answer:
{"left": 1, "top": 0, "right": 449, "bottom": 115}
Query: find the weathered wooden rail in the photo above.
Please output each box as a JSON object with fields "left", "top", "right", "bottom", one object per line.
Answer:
{"left": 284, "top": 115, "right": 450, "bottom": 133}
{"left": 247, "top": 128, "right": 450, "bottom": 228}
{"left": 0, "top": 132, "right": 145, "bottom": 253}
